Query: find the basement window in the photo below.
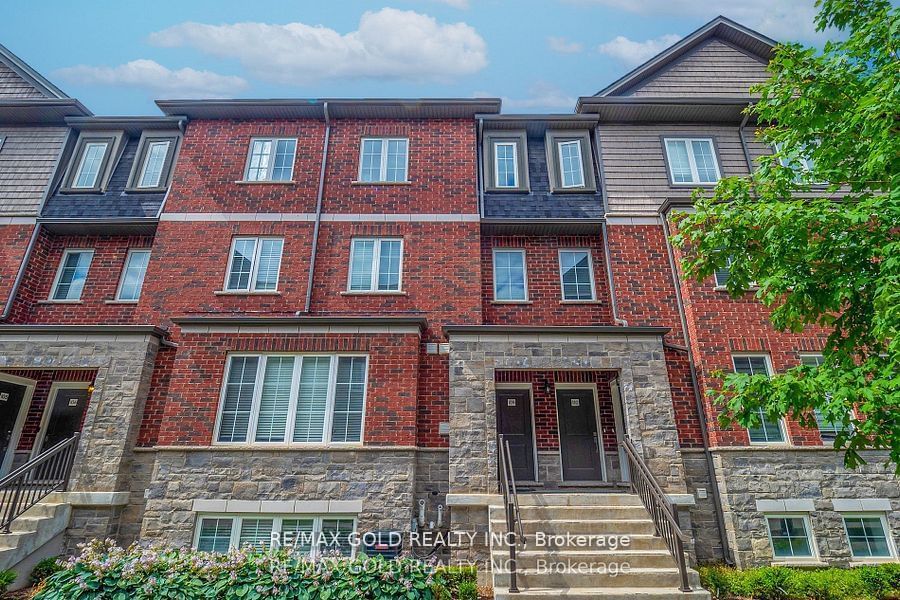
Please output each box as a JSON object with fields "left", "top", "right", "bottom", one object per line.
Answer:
{"left": 50, "top": 249, "right": 94, "bottom": 301}
{"left": 224, "top": 237, "right": 284, "bottom": 292}
{"left": 766, "top": 514, "right": 817, "bottom": 560}
{"left": 842, "top": 514, "right": 896, "bottom": 559}
{"left": 195, "top": 514, "right": 357, "bottom": 557}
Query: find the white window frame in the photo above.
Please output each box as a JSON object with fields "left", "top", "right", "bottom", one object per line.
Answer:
{"left": 71, "top": 141, "right": 110, "bottom": 189}
{"left": 346, "top": 238, "right": 404, "bottom": 293}
{"left": 799, "top": 353, "right": 856, "bottom": 441}
{"left": 212, "top": 353, "right": 369, "bottom": 447}
{"left": 115, "top": 248, "right": 151, "bottom": 302}
{"left": 558, "top": 248, "right": 596, "bottom": 301}
{"left": 49, "top": 249, "right": 94, "bottom": 302}
{"left": 357, "top": 138, "right": 409, "bottom": 183}
{"left": 765, "top": 513, "right": 819, "bottom": 562}
{"left": 731, "top": 354, "right": 789, "bottom": 445}
{"left": 557, "top": 140, "right": 585, "bottom": 189}
{"left": 223, "top": 237, "right": 284, "bottom": 293}
{"left": 135, "top": 140, "right": 172, "bottom": 189}
{"left": 494, "top": 141, "right": 519, "bottom": 188}
{"left": 193, "top": 514, "right": 358, "bottom": 557}
{"left": 664, "top": 137, "right": 721, "bottom": 185}
{"left": 841, "top": 512, "right": 898, "bottom": 561}
{"left": 242, "top": 137, "right": 297, "bottom": 182}
{"left": 492, "top": 248, "right": 528, "bottom": 302}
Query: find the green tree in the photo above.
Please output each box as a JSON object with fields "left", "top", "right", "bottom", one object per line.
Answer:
{"left": 671, "top": 0, "right": 899, "bottom": 471}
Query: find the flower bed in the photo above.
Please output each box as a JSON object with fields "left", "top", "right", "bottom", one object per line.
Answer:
{"left": 35, "top": 539, "right": 449, "bottom": 600}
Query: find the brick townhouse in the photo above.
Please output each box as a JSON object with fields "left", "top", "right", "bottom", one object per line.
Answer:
{"left": 0, "top": 15, "right": 897, "bottom": 598}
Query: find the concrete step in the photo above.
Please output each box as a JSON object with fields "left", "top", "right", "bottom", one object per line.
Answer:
{"left": 517, "top": 493, "right": 643, "bottom": 507}
{"left": 494, "top": 586, "right": 711, "bottom": 600}
{"left": 492, "top": 533, "right": 669, "bottom": 552}
{"left": 492, "top": 518, "right": 657, "bottom": 536}
{"left": 504, "top": 549, "right": 677, "bottom": 570}
{"left": 492, "top": 566, "right": 701, "bottom": 590}
{"left": 498, "top": 505, "right": 652, "bottom": 521}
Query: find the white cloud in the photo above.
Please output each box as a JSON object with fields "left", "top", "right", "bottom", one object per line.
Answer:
{"left": 597, "top": 34, "right": 682, "bottom": 66}
{"left": 149, "top": 8, "right": 487, "bottom": 84}
{"left": 568, "top": 0, "right": 822, "bottom": 42}
{"left": 503, "top": 82, "right": 577, "bottom": 111}
{"left": 428, "top": 0, "right": 469, "bottom": 8}
{"left": 547, "top": 36, "right": 584, "bottom": 54}
{"left": 54, "top": 59, "right": 248, "bottom": 98}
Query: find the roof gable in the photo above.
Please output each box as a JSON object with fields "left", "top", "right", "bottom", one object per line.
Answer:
{"left": 0, "top": 43, "right": 68, "bottom": 99}
{"left": 597, "top": 16, "right": 776, "bottom": 98}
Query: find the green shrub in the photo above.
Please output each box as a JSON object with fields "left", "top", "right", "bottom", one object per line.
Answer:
{"left": 434, "top": 565, "right": 477, "bottom": 599}
{"left": 456, "top": 580, "right": 478, "bottom": 600}
{"left": 35, "top": 539, "right": 442, "bottom": 600}
{"left": 699, "top": 564, "right": 900, "bottom": 600}
{"left": 0, "top": 569, "right": 16, "bottom": 594}
{"left": 30, "top": 555, "right": 64, "bottom": 586}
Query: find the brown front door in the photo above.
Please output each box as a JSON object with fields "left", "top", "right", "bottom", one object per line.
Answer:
{"left": 0, "top": 380, "right": 28, "bottom": 473}
{"left": 496, "top": 388, "right": 536, "bottom": 482}
{"left": 556, "top": 388, "right": 603, "bottom": 481}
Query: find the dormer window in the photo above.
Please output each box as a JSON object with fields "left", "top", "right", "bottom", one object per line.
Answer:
{"left": 546, "top": 131, "right": 595, "bottom": 192}
{"left": 128, "top": 133, "right": 180, "bottom": 191}
{"left": 62, "top": 134, "right": 119, "bottom": 193}
{"left": 483, "top": 131, "right": 529, "bottom": 192}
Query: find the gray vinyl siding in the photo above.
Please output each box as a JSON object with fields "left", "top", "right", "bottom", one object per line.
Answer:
{"left": 624, "top": 39, "right": 769, "bottom": 98}
{"left": 0, "top": 126, "right": 67, "bottom": 216}
{"left": 598, "top": 123, "right": 771, "bottom": 215}
{"left": 0, "top": 62, "right": 44, "bottom": 98}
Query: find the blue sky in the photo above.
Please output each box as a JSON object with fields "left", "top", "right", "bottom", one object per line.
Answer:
{"left": 1, "top": 0, "right": 828, "bottom": 115}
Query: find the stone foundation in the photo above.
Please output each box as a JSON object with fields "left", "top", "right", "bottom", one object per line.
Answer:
{"left": 712, "top": 448, "right": 900, "bottom": 567}
{"left": 682, "top": 449, "right": 727, "bottom": 563}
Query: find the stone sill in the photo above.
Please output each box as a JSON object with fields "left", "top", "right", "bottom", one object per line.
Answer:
{"left": 770, "top": 560, "right": 828, "bottom": 568}
{"left": 47, "top": 491, "right": 130, "bottom": 507}
{"left": 104, "top": 299, "right": 139, "bottom": 305}
{"left": 135, "top": 445, "right": 419, "bottom": 453}
{"left": 339, "top": 291, "right": 408, "bottom": 296}
{"left": 491, "top": 300, "right": 533, "bottom": 305}
{"left": 559, "top": 300, "right": 602, "bottom": 305}
{"left": 36, "top": 300, "right": 83, "bottom": 305}
{"left": 234, "top": 180, "right": 296, "bottom": 185}
{"left": 350, "top": 181, "right": 412, "bottom": 186}
{"left": 850, "top": 558, "right": 899, "bottom": 567}
{"left": 707, "top": 446, "right": 839, "bottom": 453}
{"left": 213, "top": 290, "right": 282, "bottom": 296}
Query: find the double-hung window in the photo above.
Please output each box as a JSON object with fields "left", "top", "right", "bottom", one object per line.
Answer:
{"left": 494, "top": 142, "right": 519, "bottom": 188}
{"left": 244, "top": 138, "right": 297, "bottom": 182}
{"left": 72, "top": 142, "right": 109, "bottom": 189}
{"left": 195, "top": 514, "right": 357, "bottom": 557}
{"left": 842, "top": 514, "right": 895, "bottom": 559}
{"left": 493, "top": 249, "right": 527, "bottom": 301}
{"left": 558, "top": 141, "right": 585, "bottom": 188}
{"left": 116, "top": 249, "right": 151, "bottom": 301}
{"left": 800, "top": 354, "right": 854, "bottom": 442}
{"left": 732, "top": 355, "right": 787, "bottom": 444}
{"left": 766, "top": 514, "right": 816, "bottom": 560}
{"left": 215, "top": 354, "right": 368, "bottom": 445}
{"left": 50, "top": 249, "right": 94, "bottom": 301}
{"left": 664, "top": 138, "right": 720, "bottom": 185}
{"left": 224, "top": 237, "right": 284, "bottom": 292}
{"left": 559, "top": 250, "right": 595, "bottom": 301}
{"left": 347, "top": 238, "right": 403, "bottom": 292}
{"left": 358, "top": 138, "right": 408, "bottom": 183}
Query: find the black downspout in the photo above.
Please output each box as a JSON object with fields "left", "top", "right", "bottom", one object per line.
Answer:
{"left": 301, "top": 102, "right": 331, "bottom": 314}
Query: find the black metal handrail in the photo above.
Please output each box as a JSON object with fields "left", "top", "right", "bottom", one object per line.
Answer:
{"left": 621, "top": 436, "right": 691, "bottom": 592}
{"left": 497, "top": 433, "right": 524, "bottom": 593}
{"left": 0, "top": 433, "right": 79, "bottom": 533}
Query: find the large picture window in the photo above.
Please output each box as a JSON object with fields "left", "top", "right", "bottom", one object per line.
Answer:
{"left": 215, "top": 354, "right": 368, "bottom": 445}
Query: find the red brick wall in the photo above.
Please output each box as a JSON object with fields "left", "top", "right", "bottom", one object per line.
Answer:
{"left": 137, "top": 345, "right": 175, "bottom": 447}
{"left": 0, "top": 224, "right": 33, "bottom": 313}
{"left": 154, "top": 333, "right": 421, "bottom": 447}
{"left": 482, "top": 234, "right": 614, "bottom": 326}
{"left": 0, "top": 369, "right": 96, "bottom": 452}
{"left": 664, "top": 346, "right": 705, "bottom": 448}
{"left": 495, "top": 370, "right": 618, "bottom": 452}
{"left": 8, "top": 230, "right": 153, "bottom": 324}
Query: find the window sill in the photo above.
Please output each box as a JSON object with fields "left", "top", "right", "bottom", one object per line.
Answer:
{"left": 486, "top": 188, "right": 530, "bottom": 194}
{"left": 234, "top": 180, "right": 296, "bottom": 185}
{"left": 214, "top": 290, "right": 282, "bottom": 296}
{"left": 748, "top": 442, "right": 791, "bottom": 448}
{"left": 560, "top": 299, "right": 601, "bottom": 304}
{"left": 104, "top": 299, "right": 139, "bottom": 304}
{"left": 849, "top": 558, "right": 898, "bottom": 566}
{"left": 491, "top": 300, "right": 533, "bottom": 305}
{"left": 713, "top": 285, "right": 759, "bottom": 292}
{"left": 59, "top": 187, "right": 104, "bottom": 194}
{"left": 340, "top": 291, "right": 408, "bottom": 296}
{"left": 211, "top": 442, "right": 365, "bottom": 450}
{"left": 669, "top": 183, "right": 719, "bottom": 188}
{"left": 552, "top": 187, "right": 597, "bottom": 194}
{"left": 770, "top": 560, "right": 827, "bottom": 568}
{"left": 37, "top": 299, "right": 83, "bottom": 305}
{"left": 124, "top": 187, "right": 167, "bottom": 194}
{"left": 350, "top": 180, "right": 412, "bottom": 186}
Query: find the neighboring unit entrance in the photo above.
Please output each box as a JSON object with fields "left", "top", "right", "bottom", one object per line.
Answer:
{"left": 556, "top": 388, "right": 604, "bottom": 481}
{"left": 496, "top": 388, "right": 536, "bottom": 481}
{"left": 0, "top": 378, "right": 31, "bottom": 475}
{"left": 34, "top": 385, "right": 90, "bottom": 456}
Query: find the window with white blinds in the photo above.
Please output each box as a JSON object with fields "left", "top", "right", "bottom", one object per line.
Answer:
{"left": 224, "top": 237, "right": 284, "bottom": 292}
{"left": 214, "top": 355, "right": 369, "bottom": 445}
{"left": 195, "top": 514, "right": 356, "bottom": 557}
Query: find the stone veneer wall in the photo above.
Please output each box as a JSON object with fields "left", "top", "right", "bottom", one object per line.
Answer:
{"left": 682, "top": 449, "right": 726, "bottom": 563}
{"left": 139, "top": 448, "right": 418, "bottom": 547}
{"left": 0, "top": 332, "right": 160, "bottom": 549}
{"left": 712, "top": 449, "right": 900, "bottom": 567}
